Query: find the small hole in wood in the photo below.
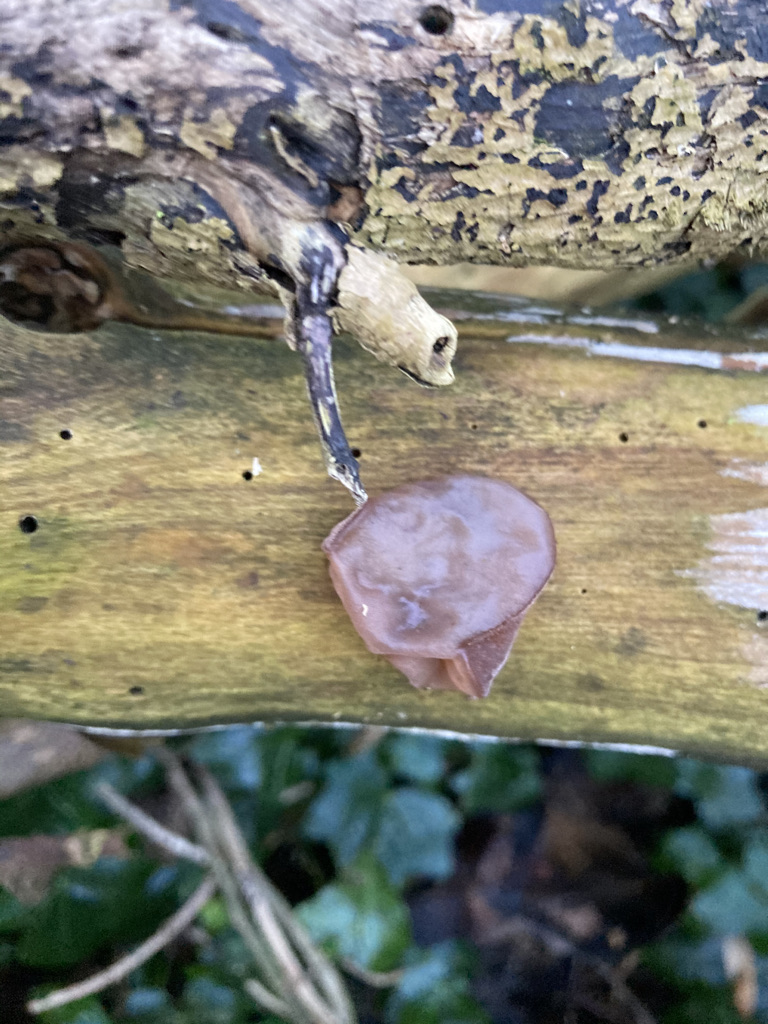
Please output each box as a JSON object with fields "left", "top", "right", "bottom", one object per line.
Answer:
{"left": 470, "top": 423, "right": 478, "bottom": 431}
{"left": 242, "top": 470, "right": 253, "bottom": 481}
{"left": 697, "top": 419, "right": 707, "bottom": 428}
{"left": 418, "top": 4, "right": 454, "bottom": 34}
{"left": 758, "top": 610, "right": 768, "bottom": 623}
{"left": 619, "top": 432, "right": 629, "bottom": 443}
{"left": 128, "top": 685, "right": 144, "bottom": 696}
{"left": 59, "top": 429, "right": 72, "bottom": 440}
{"left": 351, "top": 447, "right": 362, "bottom": 458}
{"left": 19, "top": 515, "right": 38, "bottom": 534}
{"left": 581, "top": 588, "right": 588, "bottom": 594}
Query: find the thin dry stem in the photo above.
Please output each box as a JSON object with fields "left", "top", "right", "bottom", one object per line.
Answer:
{"left": 27, "top": 875, "right": 216, "bottom": 1015}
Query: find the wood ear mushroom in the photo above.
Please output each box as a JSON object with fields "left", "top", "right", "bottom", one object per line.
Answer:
{"left": 322, "top": 476, "right": 556, "bottom": 698}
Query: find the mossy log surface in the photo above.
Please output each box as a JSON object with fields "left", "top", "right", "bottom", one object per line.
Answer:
{"left": 1, "top": 291, "right": 767, "bottom": 762}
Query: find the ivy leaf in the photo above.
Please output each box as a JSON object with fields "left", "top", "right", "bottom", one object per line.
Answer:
{"left": 675, "top": 763, "right": 764, "bottom": 829}
{"left": 303, "top": 752, "right": 387, "bottom": 866}
{"left": 17, "top": 858, "right": 181, "bottom": 967}
{"left": 297, "top": 854, "right": 411, "bottom": 970}
{"left": 658, "top": 827, "right": 722, "bottom": 887}
{"left": 186, "top": 726, "right": 262, "bottom": 792}
{"left": 452, "top": 744, "right": 541, "bottom": 814}
{"left": 387, "top": 734, "right": 447, "bottom": 784}
{"left": 691, "top": 869, "right": 768, "bottom": 936}
{"left": 385, "top": 941, "right": 490, "bottom": 1024}
{"left": 374, "top": 789, "right": 459, "bottom": 886}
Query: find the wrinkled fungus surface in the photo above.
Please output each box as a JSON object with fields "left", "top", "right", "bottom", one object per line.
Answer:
{"left": 322, "top": 476, "right": 556, "bottom": 698}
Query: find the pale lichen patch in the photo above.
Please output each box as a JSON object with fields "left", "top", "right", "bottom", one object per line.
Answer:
{"left": 103, "top": 115, "right": 147, "bottom": 158}
{"left": 512, "top": 15, "right": 615, "bottom": 81}
{"left": 0, "top": 148, "right": 63, "bottom": 195}
{"left": 0, "top": 75, "right": 32, "bottom": 118}
{"left": 180, "top": 108, "right": 237, "bottom": 161}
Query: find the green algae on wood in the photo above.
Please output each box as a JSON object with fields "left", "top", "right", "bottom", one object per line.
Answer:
{"left": 1, "top": 298, "right": 768, "bottom": 764}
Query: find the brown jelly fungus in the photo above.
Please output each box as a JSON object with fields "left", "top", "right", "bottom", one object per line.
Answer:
{"left": 323, "top": 476, "right": 556, "bottom": 698}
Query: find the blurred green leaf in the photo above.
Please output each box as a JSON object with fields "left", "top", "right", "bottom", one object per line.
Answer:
{"left": 675, "top": 763, "right": 765, "bottom": 830}
{"left": 375, "top": 788, "right": 459, "bottom": 886}
{"left": 186, "top": 727, "right": 262, "bottom": 791}
{"left": 0, "top": 755, "right": 159, "bottom": 839}
{"left": 17, "top": 858, "right": 183, "bottom": 967}
{"left": 452, "top": 744, "right": 541, "bottom": 814}
{"left": 644, "top": 934, "right": 726, "bottom": 986}
{"left": 691, "top": 869, "right": 768, "bottom": 936}
{"left": 37, "top": 994, "right": 113, "bottom": 1024}
{"left": 123, "top": 986, "right": 174, "bottom": 1019}
{"left": 386, "top": 941, "right": 490, "bottom": 1024}
{"left": 0, "top": 885, "right": 30, "bottom": 932}
{"left": 659, "top": 827, "right": 722, "bottom": 887}
{"left": 303, "top": 752, "right": 387, "bottom": 866}
{"left": 387, "top": 734, "right": 447, "bottom": 784}
{"left": 660, "top": 983, "right": 745, "bottom": 1024}
{"left": 585, "top": 749, "right": 677, "bottom": 789}
{"left": 182, "top": 975, "right": 242, "bottom": 1024}
{"left": 297, "top": 854, "right": 410, "bottom": 970}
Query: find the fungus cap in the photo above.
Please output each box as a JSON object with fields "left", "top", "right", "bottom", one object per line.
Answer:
{"left": 322, "top": 476, "right": 556, "bottom": 698}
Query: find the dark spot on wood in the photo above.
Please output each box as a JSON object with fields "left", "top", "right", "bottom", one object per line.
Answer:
{"left": 612, "top": 4, "right": 667, "bottom": 59}
{"left": 494, "top": 127, "right": 505, "bottom": 141}
{"left": 450, "top": 210, "right": 466, "bottom": 242}
{"left": 535, "top": 76, "right": 636, "bottom": 159}
{"left": 0, "top": 116, "right": 46, "bottom": 145}
{"left": 586, "top": 179, "right": 609, "bottom": 218}
{"left": 576, "top": 179, "right": 587, "bottom": 190}
{"left": 19, "top": 515, "right": 38, "bottom": 533}
{"left": 15, "top": 596, "right": 48, "bottom": 614}
{"left": 393, "top": 176, "right": 419, "bottom": 202}
{"left": 616, "top": 627, "right": 647, "bottom": 656}
{"left": 633, "top": 176, "right": 646, "bottom": 190}
{"left": 450, "top": 122, "right": 479, "bottom": 147}
{"left": 670, "top": 185, "right": 681, "bottom": 196}
{"left": 663, "top": 239, "right": 691, "bottom": 255}
{"left": 501, "top": 153, "right": 520, "bottom": 165}
{"left": 528, "top": 154, "right": 583, "bottom": 179}
{"left": 236, "top": 570, "right": 261, "bottom": 589}
{"left": 604, "top": 138, "right": 630, "bottom": 175}
{"left": 128, "top": 685, "right": 144, "bottom": 695}
{"left": 560, "top": 6, "right": 588, "bottom": 47}
{"left": 418, "top": 4, "right": 454, "bottom": 35}
{"left": 111, "top": 45, "right": 144, "bottom": 59}
{"left": 0, "top": 421, "right": 29, "bottom": 442}
{"left": 578, "top": 672, "right": 605, "bottom": 691}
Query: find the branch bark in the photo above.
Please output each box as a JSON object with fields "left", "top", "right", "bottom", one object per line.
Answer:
{"left": 2, "top": 0, "right": 768, "bottom": 285}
